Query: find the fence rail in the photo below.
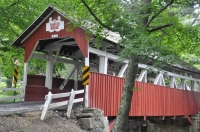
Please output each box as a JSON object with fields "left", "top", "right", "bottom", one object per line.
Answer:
{"left": 0, "top": 88, "right": 24, "bottom": 102}
{"left": 0, "top": 88, "right": 24, "bottom": 91}
{"left": 40, "top": 89, "right": 84, "bottom": 120}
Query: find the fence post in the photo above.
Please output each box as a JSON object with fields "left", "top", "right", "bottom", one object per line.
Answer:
{"left": 67, "top": 89, "right": 75, "bottom": 118}
{"left": 41, "top": 91, "right": 53, "bottom": 120}
{"left": 84, "top": 86, "right": 88, "bottom": 107}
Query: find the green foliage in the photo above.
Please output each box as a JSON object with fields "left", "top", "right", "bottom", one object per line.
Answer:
{"left": 0, "top": 82, "right": 6, "bottom": 88}
{"left": 0, "top": 1, "right": 50, "bottom": 78}
{"left": 0, "top": 0, "right": 199, "bottom": 79}
{"left": 0, "top": 1, "right": 200, "bottom": 131}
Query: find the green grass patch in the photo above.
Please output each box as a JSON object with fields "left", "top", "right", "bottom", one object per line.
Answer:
{"left": 0, "top": 82, "right": 6, "bottom": 88}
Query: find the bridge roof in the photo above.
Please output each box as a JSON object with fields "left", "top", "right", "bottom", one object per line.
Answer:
{"left": 11, "top": 6, "right": 200, "bottom": 78}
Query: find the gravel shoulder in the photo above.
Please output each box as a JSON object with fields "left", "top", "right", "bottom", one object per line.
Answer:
{"left": 0, "top": 102, "right": 87, "bottom": 132}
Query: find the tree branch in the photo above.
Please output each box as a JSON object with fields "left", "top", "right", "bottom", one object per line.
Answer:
{"left": 145, "top": 0, "right": 174, "bottom": 27}
{"left": 6, "top": 0, "right": 19, "bottom": 9}
{"left": 161, "top": 29, "right": 171, "bottom": 36}
{"left": 191, "top": 12, "right": 200, "bottom": 26}
{"left": 80, "top": 0, "right": 115, "bottom": 31}
{"left": 170, "top": 27, "right": 185, "bottom": 47}
{"left": 148, "top": 23, "right": 173, "bottom": 32}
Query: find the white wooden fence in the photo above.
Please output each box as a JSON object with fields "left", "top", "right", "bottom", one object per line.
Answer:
{"left": 40, "top": 89, "right": 84, "bottom": 120}
{"left": 0, "top": 88, "right": 24, "bottom": 102}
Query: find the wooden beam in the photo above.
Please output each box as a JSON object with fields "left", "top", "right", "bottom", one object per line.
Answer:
{"left": 170, "top": 76, "right": 176, "bottom": 88}
{"left": 67, "top": 89, "right": 75, "bottom": 118}
{"left": 0, "top": 94, "right": 24, "bottom": 102}
{"left": 154, "top": 73, "right": 165, "bottom": 86}
{"left": 99, "top": 56, "right": 108, "bottom": 74}
{"left": 118, "top": 64, "right": 128, "bottom": 77}
{"left": 191, "top": 81, "right": 195, "bottom": 91}
{"left": 186, "top": 115, "right": 192, "bottom": 125}
{"left": 84, "top": 43, "right": 89, "bottom": 107}
{"left": 0, "top": 88, "right": 23, "bottom": 91}
{"left": 89, "top": 47, "right": 128, "bottom": 63}
{"left": 139, "top": 64, "right": 200, "bottom": 83}
{"left": 138, "top": 70, "right": 147, "bottom": 82}
{"left": 59, "top": 66, "right": 76, "bottom": 90}
{"left": 41, "top": 91, "right": 53, "bottom": 120}
{"left": 180, "top": 79, "right": 186, "bottom": 90}
{"left": 50, "top": 37, "right": 72, "bottom": 44}
{"left": 74, "top": 66, "right": 79, "bottom": 91}
{"left": 45, "top": 41, "right": 76, "bottom": 49}
{"left": 45, "top": 52, "right": 54, "bottom": 89}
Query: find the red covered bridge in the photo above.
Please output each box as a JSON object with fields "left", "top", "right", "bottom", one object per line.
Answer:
{"left": 10, "top": 6, "right": 200, "bottom": 129}
{"left": 89, "top": 72, "right": 200, "bottom": 118}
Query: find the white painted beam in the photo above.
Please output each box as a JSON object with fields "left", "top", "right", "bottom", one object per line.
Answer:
{"left": 89, "top": 47, "right": 128, "bottom": 63}
{"left": 139, "top": 63, "right": 200, "bottom": 83}
{"left": 34, "top": 46, "right": 200, "bottom": 85}
{"left": 22, "top": 62, "right": 28, "bottom": 89}
{"left": 198, "top": 82, "right": 200, "bottom": 92}
{"left": 137, "top": 70, "right": 147, "bottom": 82}
{"left": 191, "top": 81, "right": 195, "bottom": 91}
{"left": 118, "top": 64, "right": 128, "bottom": 77}
{"left": 84, "top": 43, "right": 89, "bottom": 107}
{"left": 180, "top": 79, "right": 186, "bottom": 90}
{"left": 45, "top": 52, "right": 54, "bottom": 89}
{"left": 32, "top": 53, "right": 80, "bottom": 65}
{"left": 74, "top": 66, "right": 79, "bottom": 91}
{"left": 154, "top": 73, "right": 165, "bottom": 86}
{"left": 21, "top": 62, "right": 28, "bottom": 101}
{"left": 99, "top": 56, "right": 108, "bottom": 74}
{"left": 59, "top": 66, "right": 76, "bottom": 90}
{"left": 54, "top": 48, "right": 62, "bottom": 64}
{"left": 170, "top": 77, "right": 177, "bottom": 88}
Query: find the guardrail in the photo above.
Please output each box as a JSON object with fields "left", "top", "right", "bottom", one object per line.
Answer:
{"left": 40, "top": 89, "right": 84, "bottom": 120}
{"left": 0, "top": 88, "right": 24, "bottom": 102}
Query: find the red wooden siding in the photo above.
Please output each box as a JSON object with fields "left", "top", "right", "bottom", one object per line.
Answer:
{"left": 22, "top": 11, "right": 89, "bottom": 62}
{"left": 88, "top": 72, "right": 200, "bottom": 116}
{"left": 25, "top": 75, "right": 84, "bottom": 101}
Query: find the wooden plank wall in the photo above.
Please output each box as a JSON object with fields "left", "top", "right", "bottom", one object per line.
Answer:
{"left": 25, "top": 75, "right": 84, "bottom": 101}
{"left": 88, "top": 72, "right": 200, "bottom": 116}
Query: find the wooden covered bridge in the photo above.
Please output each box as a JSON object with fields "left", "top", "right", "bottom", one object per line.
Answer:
{"left": 8, "top": 6, "right": 200, "bottom": 128}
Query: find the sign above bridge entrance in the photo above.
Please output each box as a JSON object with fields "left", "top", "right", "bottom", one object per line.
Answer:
{"left": 46, "top": 16, "right": 64, "bottom": 32}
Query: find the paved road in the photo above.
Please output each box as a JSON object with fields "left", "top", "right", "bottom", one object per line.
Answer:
{"left": 0, "top": 101, "right": 69, "bottom": 115}
{"left": 0, "top": 101, "right": 44, "bottom": 115}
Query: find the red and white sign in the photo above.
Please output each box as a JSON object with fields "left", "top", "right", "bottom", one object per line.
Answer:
{"left": 46, "top": 16, "right": 64, "bottom": 32}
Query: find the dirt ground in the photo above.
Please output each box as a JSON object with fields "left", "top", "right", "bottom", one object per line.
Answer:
{"left": 0, "top": 109, "right": 87, "bottom": 132}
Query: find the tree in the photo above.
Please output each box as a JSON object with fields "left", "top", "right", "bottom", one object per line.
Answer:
{"left": 0, "top": 1, "right": 66, "bottom": 83}
{"left": 0, "top": 1, "right": 47, "bottom": 80}
{"left": 1, "top": 1, "right": 200, "bottom": 131}
{"left": 55, "top": 0, "right": 200, "bottom": 131}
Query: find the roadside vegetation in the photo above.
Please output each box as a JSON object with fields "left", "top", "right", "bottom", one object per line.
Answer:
{"left": 1, "top": 1, "right": 200, "bottom": 131}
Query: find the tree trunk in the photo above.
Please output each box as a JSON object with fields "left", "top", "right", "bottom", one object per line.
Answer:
{"left": 113, "top": 56, "right": 139, "bottom": 132}
{"left": 113, "top": 0, "right": 151, "bottom": 131}
{"left": 6, "top": 77, "right": 13, "bottom": 88}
